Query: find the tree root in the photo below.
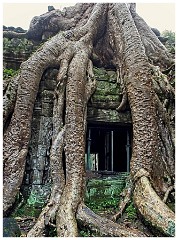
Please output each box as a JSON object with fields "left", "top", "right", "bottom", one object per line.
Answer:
{"left": 27, "top": 63, "right": 67, "bottom": 236}
{"left": 129, "top": 3, "right": 173, "bottom": 69}
{"left": 76, "top": 203, "right": 147, "bottom": 237}
{"left": 3, "top": 3, "right": 175, "bottom": 238}
{"left": 133, "top": 169, "right": 175, "bottom": 236}
{"left": 116, "top": 91, "right": 127, "bottom": 112}
{"left": 163, "top": 185, "right": 174, "bottom": 203}
{"left": 111, "top": 177, "right": 133, "bottom": 221}
{"left": 3, "top": 29, "right": 68, "bottom": 213}
{"left": 86, "top": 59, "right": 97, "bottom": 101}
{"left": 116, "top": 65, "right": 127, "bottom": 112}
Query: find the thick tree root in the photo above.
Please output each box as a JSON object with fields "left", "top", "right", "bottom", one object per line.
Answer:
{"left": 129, "top": 3, "right": 173, "bottom": 69}
{"left": 76, "top": 203, "right": 147, "bottom": 237}
{"left": 133, "top": 169, "right": 175, "bottom": 236}
{"left": 3, "top": 3, "right": 175, "bottom": 238}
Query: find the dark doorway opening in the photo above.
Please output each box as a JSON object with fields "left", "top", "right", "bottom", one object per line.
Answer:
{"left": 85, "top": 124, "right": 132, "bottom": 172}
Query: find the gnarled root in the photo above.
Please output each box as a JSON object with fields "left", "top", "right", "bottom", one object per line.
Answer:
{"left": 76, "top": 203, "right": 147, "bottom": 237}
{"left": 133, "top": 169, "right": 175, "bottom": 236}
{"left": 116, "top": 91, "right": 127, "bottom": 112}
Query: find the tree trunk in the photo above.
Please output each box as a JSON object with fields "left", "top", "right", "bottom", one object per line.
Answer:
{"left": 3, "top": 3, "right": 175, "bottom": 237}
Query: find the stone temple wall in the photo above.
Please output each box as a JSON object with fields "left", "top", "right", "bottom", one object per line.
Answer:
{"left": 21, "top": 68, "right": 58, "bottom": 206}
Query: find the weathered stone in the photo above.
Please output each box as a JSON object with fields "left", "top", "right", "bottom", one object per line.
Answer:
{"left": 3, "top": 218, "right": 21, "bottom": 237}
{"left": 48, "top": 6, "right": 55, "bottom": 11}
{"left": 41, "top": 90, "right": 54, "bottom": 103}
{"left": 41, "top": 103, "right": 53, "bottom": 116}
{"left": 43, "top": 68, "right": 58, "bottom": 80}
{"left": 87, "top": 108, "right": 132, "bottom": 123}
{"left": 3, "top": 37, "right": 38, "bottom": 70}
{"left": 107, "top": 70, "right": 116, "bottom": 76}
{"left": 32, "top": 169, "right": 43, "bottom": 185}
{"left": 93, "top": 67, "right": 109, "bottom": 81}
{"left": 43, "top": 79, "right": 56, "bottom": 91}
{"left": 27, "top": 183, "right": 51, "bottom": 207}
{"left": 85, "top": 173, "right": 129, "bottom": 207}
{"left": 22, "top": 70, "right": 54, "bottom": 204}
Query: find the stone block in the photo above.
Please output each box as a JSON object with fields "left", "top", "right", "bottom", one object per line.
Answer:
{"left": 3, "top": 218, "right": 21, "bottom": 237}
{"left": 32, "top": 169, "right": 43, "bottom": 184}
{"left": 27, "top": 183, "right": 51, "bottom": 207}
{"left": 87, "top": 108, "right": 132, "bottom": 123}
{"left": 41, "top": 90, "right": 54, "bottom": 103}
{"left": 86, "top": 173, "right": 129, "bottom": 202}
{"left": 44, "top": 79, "right": 56, "bottom": 91}
{"left": 41, "top": 103, "right": 53, "bottom": 117}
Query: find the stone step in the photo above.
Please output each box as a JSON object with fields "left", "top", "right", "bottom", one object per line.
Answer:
{"left": 86, "top": 172, "right": 129, "bottom": 200}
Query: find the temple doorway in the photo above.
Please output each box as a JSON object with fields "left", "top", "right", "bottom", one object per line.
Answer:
{"left": 85, "top": 124, "right": 132, "bottom": 173}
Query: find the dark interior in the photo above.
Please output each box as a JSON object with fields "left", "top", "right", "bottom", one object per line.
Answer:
{"left": 85, "top": 123, "right": 132, "bottom": 172}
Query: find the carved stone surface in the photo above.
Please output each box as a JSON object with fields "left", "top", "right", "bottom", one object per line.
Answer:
{"left": 87, "top": 108, "right": 131, "bottom": 123}
{"left": 3, "top": 37, "right": 38, "bottom": 70}
{"left": 22, "top": 68, "right": 58, "bottom": 206}
{"left": 88, "top": 67, "right": 131, "bottom": 116}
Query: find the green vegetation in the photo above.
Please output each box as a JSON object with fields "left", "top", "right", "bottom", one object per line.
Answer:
{"left": 47, "top": 225, "right": 57, "bottom": 237}
{"left": 93, "top": 67, "right": 117, "bottom": 83}
{"left": 79, "top": 229, "right": 95, "bottom": 237}
{"left": 3, "top": 37, "right": 35, "bottom": 55}
{"left": 3, "top": 68, "right": 18, "bottom": 79}
{"left": 27, "top": 191, "right": 46, "bottom": 207}
{"left": 11, "top": 203, "right": 42, "bottom": 218}
{"left": 125, "top": 201, "right": 137, "bottom": 221}
{"left": 85, "top": 177, "right": 127, "bottom": 214}
{"left": 85, "top": 196, "right": 119, "bottom": 213}
{"left": 162, "top": 30, "right": 175, "bottom": 54}
{"left": 92, "top": 67, "right": 121, "bottom": 104}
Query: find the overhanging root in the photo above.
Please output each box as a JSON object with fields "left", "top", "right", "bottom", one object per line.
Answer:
{"left": 133, "top": 169, "right": 175, "bottom": 236}
{"left": 76, "top": 203, "right": 147, "bottom": 237}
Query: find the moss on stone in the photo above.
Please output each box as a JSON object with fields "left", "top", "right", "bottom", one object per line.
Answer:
{"left": 85, "top": 174, "right": 129, "bottom": 213}
{"left": 95, "top": 80, "right": 120, "bottom": 96}
{"left": 166, "top": 220, "right": 175, "bottom": 236}
{"left": 11, "top": 204, "right": 42, "bottom": 218}
{"left": 93, "top": 67, "right": 117, "bottom": 83}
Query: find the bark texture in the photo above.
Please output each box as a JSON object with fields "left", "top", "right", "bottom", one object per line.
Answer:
{"left": 3, "top": 2, "right": 175, "bottom": 237}
{"left": 77, "top": 203, "right": 147, "bottom": 237}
